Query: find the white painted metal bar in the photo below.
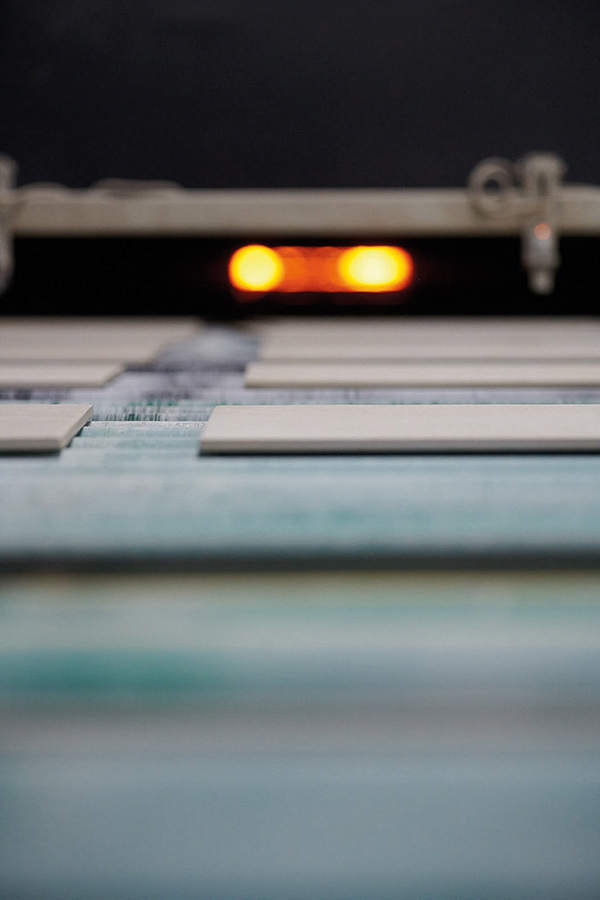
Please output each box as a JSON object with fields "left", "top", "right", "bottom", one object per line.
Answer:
{"left": 4, "top": 185, "right": 600, "bottom": 237}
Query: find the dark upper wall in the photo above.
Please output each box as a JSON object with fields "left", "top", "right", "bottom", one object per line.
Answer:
{"left": 1, "top": 0, "right": 599, "bottom": 189}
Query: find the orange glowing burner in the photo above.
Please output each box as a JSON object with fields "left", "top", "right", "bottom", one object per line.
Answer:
{"left": 228, "top": 244, "right": 413, "bottom": 294}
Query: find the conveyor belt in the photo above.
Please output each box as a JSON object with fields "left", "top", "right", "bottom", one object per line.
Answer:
{"left": 2, "top": 324, "right": 600, "bottom": 567}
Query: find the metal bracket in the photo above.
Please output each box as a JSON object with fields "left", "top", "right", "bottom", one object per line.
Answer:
{"left": 0, "top": 155, "right": 17, "bottom": 294}
{"left": 468, "top": 152, "right": 566, "bottom": 294}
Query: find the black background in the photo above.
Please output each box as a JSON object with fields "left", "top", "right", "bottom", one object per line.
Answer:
{"left": 1, "top": 0, "right": 599, "bottom": 189}
{"left": 2, "top": 1, "right": 599, "bottom": 317}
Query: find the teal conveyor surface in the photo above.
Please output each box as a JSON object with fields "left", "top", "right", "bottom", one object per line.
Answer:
{"left": 2, "top": 569, "right": 600, "bottom": 899}
{"left": 1, "top": 323, "right": 600, "bottom": 899}
{"left": 2, "top": 325, "right": 600, "bottom": 567}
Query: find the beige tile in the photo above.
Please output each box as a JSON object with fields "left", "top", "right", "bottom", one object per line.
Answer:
{"left": 246, "top": 360, "right": 600, "bottom": 388}
{"left": 0, "top": 404, "right": 93, "bottom": 452}
{"left": 259, "top": 336, "right": 600, "bottom": 361}
{"left": 0, "top": 335, "right": 164, "bottom": 363}
{"left": 0, "top": 363, "right": 123, "bottom": 388}
{"left": 200, "top": 404, "right": 600, "bottom": 454}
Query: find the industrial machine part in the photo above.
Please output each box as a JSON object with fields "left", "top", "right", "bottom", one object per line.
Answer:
{"left": 1, "top": 153, "right": 599, "bottom": 297}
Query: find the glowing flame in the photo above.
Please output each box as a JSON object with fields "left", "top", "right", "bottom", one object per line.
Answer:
{"left": 337, "top": 246, "right": 413, "bottom": 292}
{"left": 229, "top": 245, "right": 285, "bottom": 291}
{"left": 229, "top": 244, "right": 413, "bottom": 293}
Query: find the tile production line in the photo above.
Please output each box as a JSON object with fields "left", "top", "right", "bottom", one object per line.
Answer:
{"left": 3, "top": 316, "right": 600, "bottom": 563}
{"left": 2, "top": 147, "right": 600, "bottom": 897}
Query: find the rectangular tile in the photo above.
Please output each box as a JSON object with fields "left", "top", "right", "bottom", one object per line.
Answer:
{"left": 0, "top": 363, "right": 123, "bottom": 388}
{"left": 200, "top": 404, "right": 600, "bottom": 454}
{"left": 259, "top": 337, "right": 600, "bottom": 361}
{"left": 0, "top": 336, "right": 165, "bottom": 363}
{"left": 0, "top": 317, "right": 202, "bottom": 339}
{"left": 246, "top": 316, "right": 599, "bottom": 335}
{"left": 0, "top": 404, "right": 93, "bottom": 452}
{"left": 0, "top": 318, "right": 203, "bottom": 363}
{"left": 245, "top": 361, "right": 600, "bottom": 388}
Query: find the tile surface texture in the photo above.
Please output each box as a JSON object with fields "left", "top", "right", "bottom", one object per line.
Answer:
{"left": 201, "top": 403, "right": 600, "bottom": 454}
{"left": 0, "top": 404, "right": 93, "bottom": 452}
